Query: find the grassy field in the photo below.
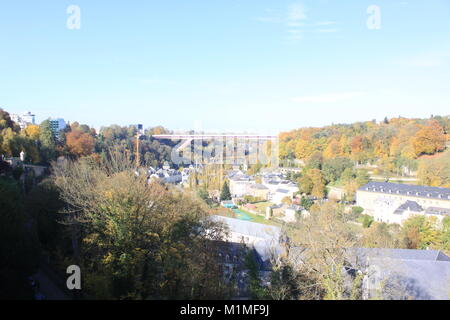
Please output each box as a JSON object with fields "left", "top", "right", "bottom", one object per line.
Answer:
{"left": 252, "top": 201, "right": 272, "bottom": 215}
{"left": 211, "top": 205, "right": 283, "bottom": 227}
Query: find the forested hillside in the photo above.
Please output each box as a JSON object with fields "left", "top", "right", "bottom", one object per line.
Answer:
{"left": 0, "top": 108, "right": 177, "bottom": 167}
{"left": 279, "top": 116, "right": 450, "bottom": 189}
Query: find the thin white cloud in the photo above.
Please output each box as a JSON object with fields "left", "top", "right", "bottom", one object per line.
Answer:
{"left": 255, "top": 3, "right": 339, "bottom": 44}
{"left": 316, "top": 28, "right": 338, "bottom": 33}
{"left": 314, "top": 21, "right": 337, "bottom": 26}
{"left": 286, "top": 3, "right": 307, "bottom": 43}
{"left": 292, "top": 92, "right": 364, "bottom": 103}
{"left": 287, "top": 3, "right": 307, "bottom": 24}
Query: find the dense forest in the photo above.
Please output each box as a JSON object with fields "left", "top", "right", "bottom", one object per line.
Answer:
{"left": 280, "top": 116, "right": 449, "bottom": 165}
{"left": 277, "top": 116, "right": 450, "bottom": 201}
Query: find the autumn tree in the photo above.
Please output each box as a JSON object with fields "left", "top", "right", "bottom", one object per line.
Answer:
{"left": 289, "top": 202, "right": 362, "bottom": 300}
{"left": 309, "top": 169, "right": 326, "bottom": 199}
{"left": 401, "top": 215, "right": 444, "bottom": 251}
{"left": 66, "top": 129, "right": 95, "bottom": 157}
{"left": 323, "top": 139, "right": 341, "bottom": 159}
{"left": 417, "top": 151, "right": 450, "bottom": 187}
{"left": 53, "top": 151, "right": 231, "bottom": 299}
{"left": 412, "top": 120, "right": 446, "bottom": 156}
{"left": 23, "top": 124, "right": 40, "bottom": 140}
{"left": 298, "top": 174, "right": 313, "bottom": 195}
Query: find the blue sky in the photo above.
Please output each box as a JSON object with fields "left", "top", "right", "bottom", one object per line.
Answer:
{"left": 1, "top": 0, "right": 449, "bottom": 133}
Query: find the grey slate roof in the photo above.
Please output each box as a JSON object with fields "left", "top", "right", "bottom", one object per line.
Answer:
{"left": 393, "top": 200, "right": 423, "bottom": 215}
{"left": 269, "top": 204, "right": 283, "bottom": 209}
{"left": 286, "top": 204, "right": 303, "bottom": 211}
{"left": 347, "top": 248, "right": 450, "bottom": 262}
{"left": 359, "top": 182, "right": 450, "bottom": 201}
{"left": 275, "top": 188, "right": 289, "bottom": 194}
{"left": 250, "top": 183, "right": 269, "bottom": 190}
{"left": 210, "top": 215, "right": 282, "bottom": 261}
{"left": 351, "top": 248, "right": 450, "bottom": 300}
{"left": 425, "top": 207, "right": 450, "bottom": 216}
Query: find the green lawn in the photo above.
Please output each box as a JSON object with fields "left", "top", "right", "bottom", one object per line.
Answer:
{"left": 235, "top": 207, "right": 282, "bottom": 227}
{"left": 252, "top": 201, "right": 272, "bottom": 215}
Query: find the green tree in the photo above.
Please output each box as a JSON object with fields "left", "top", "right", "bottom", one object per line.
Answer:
{"left": 220, "top": 180, "right": 232, "bottom": 201}
{"left": 245, "top": 251, "right": 266, "bottom": 299}
{"left": 300, "top": 196, "right": 314, "bottom": 210}
{"left": 39, "top": 119, "right": 57, "bottom": 163}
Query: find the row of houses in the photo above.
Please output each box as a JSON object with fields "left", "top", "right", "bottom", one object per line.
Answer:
{"left": 356, "top": 182, "right": 450, "bottom": 225}
{"left": 228, "top": 169, "right": 299, "bottom": 206}
{"left": 147, "top": 162, "right": 199, "bottom": 185}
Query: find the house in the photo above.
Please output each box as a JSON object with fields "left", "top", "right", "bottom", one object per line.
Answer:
{"left": 278, "top": 181, "right": 299, "bottom": 194}
{"left": 283, "top": 204, "right": 304, "bottom": 223}
{"left": 278, "top": 167, "right": 302, "bottom": 174}
{"left": 356, "top": 182, "right": 450, "bottom": 224}
{"left": 212, "top": 241, "right": 271, "bottom": 298}
{"left": 272, "top": 188, "right": 297, "bottom": 205}
{"left": 262, "top": 180, "right": 282, "bottom": 194}
{"left": 249, "top": 183, "right": 269, "bottom": 200}
{"left": 210, "top": 215, "right": 283, "bottom": 262}
{"left": 148, "top": 166, "right": 182, "bottom": 184}
{"left": 229, "top": 175, "right": 256, "bottom": 198}
{"left": 266, "top": 204, "right": 285, "bottom": 219}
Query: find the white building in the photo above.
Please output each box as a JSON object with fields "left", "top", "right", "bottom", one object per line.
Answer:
{"left": 357, "top": 182, "right": 450, "bottom": 225}
{"left": 210, "top": 215, "right": 283, "bottom": 261}
{"left": 21, "top": 111, "right": 35, "bottom": 125}
{"left": 228, "top": 174, "right": 256, "bottom": 198}
{"left": 10, "top": 111, "right": 36, "bottom": 129}
{"left": 272, "top": 189, "right": 294, "bottom": 205}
